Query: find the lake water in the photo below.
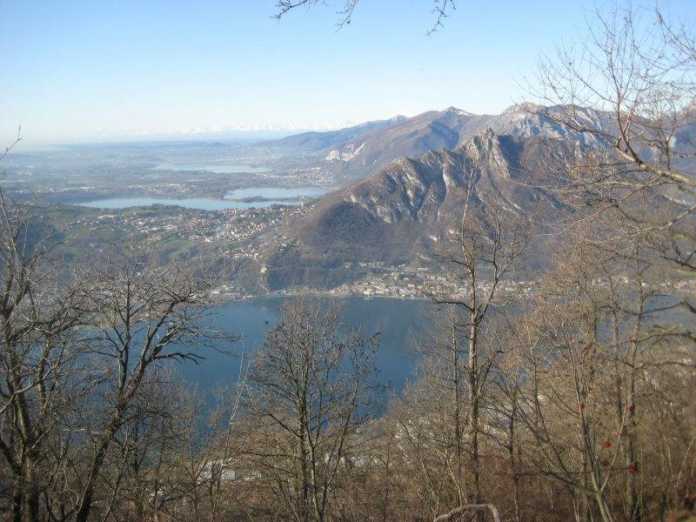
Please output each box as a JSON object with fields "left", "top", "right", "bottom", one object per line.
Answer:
{"left": 78, "top": 197, "right": 291, "bottom": 210}
{"left": 78, "top": 186, "right": 329, "bottom": 210}
{"left": 225, "top": 186, "right": 329, "bottom": 200}
{"left": 79, "top": 197, "right": 250, "bottom": 210}
{"left": 178, "top": 297, "right": 432, "bottom": 404}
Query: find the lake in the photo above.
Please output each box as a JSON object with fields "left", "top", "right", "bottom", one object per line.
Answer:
{"left": 225, "top": 186, "right": 329, "bottom": 200}
{"left": 177, "top": 296, "right": 432, "bottom": 404}
{"left": 78, "top": 197, "right": 287, "bottom": 210}
{"left": 79, "top": 197, "right": 253, "bottom": 210}
{"left": 78, "top": 186, "right": 329, "bottom": 210}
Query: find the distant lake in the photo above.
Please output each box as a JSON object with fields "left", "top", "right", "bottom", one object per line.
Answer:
{"left": 153, "top": 162, "right": 270, "bottom": 174}
{"left": 78, "top": 196, "right": 299, "bottom": 210}
{"left": 177, "top": 297, "right": 431, "bottom": 406}
{"left": 78, "top": 186, "right": 329, "bottom": 210}
{"left": 225, "top": 186, "right": 329, "bottom": 200}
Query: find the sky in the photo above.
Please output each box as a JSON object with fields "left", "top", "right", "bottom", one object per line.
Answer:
{"left": 1, "top": 0, "right": 695, "bottom": 146}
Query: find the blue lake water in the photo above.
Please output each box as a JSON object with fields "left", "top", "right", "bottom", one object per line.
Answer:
{"left": 78, "top": 197, "right": 286, "bottom": 210}
{"left": 225, "top": 186, "right": 329, "bottom": 200}
{"left": 78, "top": 186, "right": 329, "bottom": 210}
{"left": 168, "top": 294, "right": 689, "bottom": 413}
{"left": 177, "top": 297, "right": 431, "bottom": 404}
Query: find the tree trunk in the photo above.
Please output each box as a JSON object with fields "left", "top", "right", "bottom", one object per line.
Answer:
{"left": 626, "top": 376, "right": 640, "bottom": 522}
{"left": 452, "top": 318, "right": 464, "bottom": 504}
{"left": 75, "top": 437, "right": 112, "bottom": 522}
{"left": 25, "top": 462, "right": 40, "bottom": 522}
{"left": 509, "top": 400, "right": 521, "bottom": 522}
{"left": 12, "top": 483, "right": 23, "bottom": 522}
{"left": 468, "top": 318, "right": 482, "bottom": 522}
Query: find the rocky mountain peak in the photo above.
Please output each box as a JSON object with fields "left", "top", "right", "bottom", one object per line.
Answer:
{"left": 458, "top": 128, "right": 511, "bottom": 177}
{"left": 503, "top": 102, "right": 544, "bottom": 115}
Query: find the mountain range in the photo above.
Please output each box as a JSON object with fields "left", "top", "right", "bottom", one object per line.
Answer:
{"left": 266, "top": 103, "right": 610, "bottom": 181}
{"left": 255, "top": 105, "right": 610, "bottom": 290}
{"left": 249, "top": 103, "right": 693, "bottom": 292}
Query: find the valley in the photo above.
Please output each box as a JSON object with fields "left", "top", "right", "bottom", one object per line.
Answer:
{"left": 6, "top": 103, "right": 695, "bottom": 302}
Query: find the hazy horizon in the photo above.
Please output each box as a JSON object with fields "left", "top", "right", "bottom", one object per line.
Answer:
{"left": 3, "top": 0, "right": 695, "bottom": 146}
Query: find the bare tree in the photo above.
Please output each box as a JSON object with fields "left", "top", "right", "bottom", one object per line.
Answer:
{"left": 242, "top": 299, "right": 378, "bottom": 522}
{"left": 393, "top": 307, "right": 521, "bottom": 520}
{"left": 274, "top": 0, "right": 458, "bottom": 32}
{"left": 68, "top": 257, "right": 217, "bottom": 522}
{"left": 0, "top": 129, "right": 226, "bottom": 521}
{"left": 0, "top": 190, "right": 85, "bottom": 522}
{"left": 535, "top": 4, "right": 696, "bottom": 290}
{"left": 389, "top": 306, "right": 471, "bottom": 519}
{"left": 275, "top": 0, "right": 359, "bottom": 27}
{"left": 526, "top": 9, "right": 696, "bottom": 518}
{"left": 435, "top": 192, "right": 527, "bottom": 504}
{"left": 507, "top": 211, "right": 696, "bottom": 522}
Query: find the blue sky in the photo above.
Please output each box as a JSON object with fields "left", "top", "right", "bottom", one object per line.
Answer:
{"left": 1, "top": 0, "right": 694, "bottom": 145}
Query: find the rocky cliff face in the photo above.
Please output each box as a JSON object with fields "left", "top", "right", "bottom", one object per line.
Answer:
{"left": 254, "top": 102, "right": 696, "bottom": 290}
{"left": 263, "top": 127, "right": 580, "bottom": 290}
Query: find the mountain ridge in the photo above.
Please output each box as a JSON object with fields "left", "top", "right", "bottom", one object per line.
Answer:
{"left": 248, "top": 102, "right": 696, "bottom": 292}
{"left": 260, "top": 123, "right": 582, "bottom": 290}
{"left": 264, "top": 104, "right": 612, "bottom": 181}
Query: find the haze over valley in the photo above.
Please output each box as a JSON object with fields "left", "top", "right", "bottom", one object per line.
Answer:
{"left": 5, "top": 102, "right": 694, "bottom": 301}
